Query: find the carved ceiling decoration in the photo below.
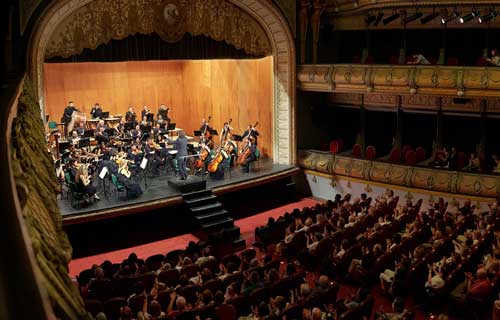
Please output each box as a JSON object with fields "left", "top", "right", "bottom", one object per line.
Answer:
{"left": 45, "top": 0, "right": 272, "bottom": 59}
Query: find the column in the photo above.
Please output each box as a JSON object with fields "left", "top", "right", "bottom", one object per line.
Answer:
{"left": 299, "top": 0, "right": 309, "bottom": 64}
{"left": 359, "top": 95, "right": 366, "bottom": 155}
{"left": 311, "top": 0, "right": 325, "bottom": 64}
{"left": 394, "top": 96, "right": 403, "bottom": 150}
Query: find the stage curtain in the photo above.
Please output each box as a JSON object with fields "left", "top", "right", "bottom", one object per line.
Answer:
{"left": 45, "top": 33, "right": 263, "bottom": 63}
{"left": 44, "top": 58, "right": 273, "bottom": 158}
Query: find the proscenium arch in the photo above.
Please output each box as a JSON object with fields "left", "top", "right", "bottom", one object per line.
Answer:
{"left": 28, "top": 0, "right": 296, "bottom": 165}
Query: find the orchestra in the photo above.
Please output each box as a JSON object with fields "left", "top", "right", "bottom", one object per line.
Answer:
{"left": 51, "top": 101, "right": 260, "bottom": 208}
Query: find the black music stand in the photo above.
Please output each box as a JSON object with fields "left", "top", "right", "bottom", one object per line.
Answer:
{"left": 124, "top": 122, "right": 135, "bottom": 131}
{"left": 209, "top": 129, "right": 218, "bottom": 136}
{"left": 58, "top": 141, "right": 70, "bottom": 154}
{"left": 194, "top": 130, "right": 202, "bottom": 137}
{"left": 233, "top": 134, "right": 243, "bottom": 142}
{"left": 101, "top": 112, "right": 110, "bottom": 118}
{"left": 167, "top": 123, "right": 176, "bottom": 131}
{"left": 84, "top": 129, "right": 95, "bottom": 137}
{"left": 78, "top": 138, "right": 90, "bottom": 148}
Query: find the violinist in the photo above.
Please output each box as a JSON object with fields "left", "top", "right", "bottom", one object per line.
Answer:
{"left": 90, "top": 103, "right": 103, "bottom": 119}
{"left": 241, "top": 136, "right": 257, "bottom": 173}
{"left": 130, "top": 125, "right": 142, "bottom": 140}
{"left": 75, "top": 163, "right": 100, "bottom": 201}
{"left": 125, "top": 107, "right": 137, "bottom": 123}
{"left": 145, "top": 137, "right": 161, "bottom": 174}
{"left": 157, "top": 115, "right": 167, "bottom": 129}
{"left": 97, "top": 141, "right": 111, "bottom": 160}
{"left": 117, "top": 159, "right": 143, "bottom": 199}
{"left": 140, "top": 115, "right": 150, "bottom": 127}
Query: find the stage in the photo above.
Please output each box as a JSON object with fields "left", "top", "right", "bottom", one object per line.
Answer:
{"left": 59, "top": 158, "right": 299, "bottom": 225}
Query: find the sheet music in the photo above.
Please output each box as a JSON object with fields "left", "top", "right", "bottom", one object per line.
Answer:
{"left": 99, "top": 166, "right": 108, "bottom": 179}
{"left": 140, "top": 158, "right": 148, "bottom": 169}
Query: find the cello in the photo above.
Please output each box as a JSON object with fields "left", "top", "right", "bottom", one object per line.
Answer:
{"left": 207, "top": 146, "right": 224, "bottom": 173}
{"left": 237, "top": 122, "right": 258, "bottom": 165}
{"left": 195, "top": 144, "right": 211, "bottom": 168}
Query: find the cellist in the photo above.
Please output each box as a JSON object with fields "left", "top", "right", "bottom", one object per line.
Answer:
{"left": 241, "top": 136, "right": 257, "bottom": 173}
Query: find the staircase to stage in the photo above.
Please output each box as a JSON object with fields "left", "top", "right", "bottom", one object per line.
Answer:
{"left": 183, "top": 189, "right": 246, "bottom": 252}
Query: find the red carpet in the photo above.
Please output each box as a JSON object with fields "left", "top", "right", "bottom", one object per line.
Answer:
{"left": 68, "top": 197, "right": 319, "bottom": 278}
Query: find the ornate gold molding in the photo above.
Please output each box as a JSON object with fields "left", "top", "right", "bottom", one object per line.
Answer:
{"left": 299, "top": 149, "right": 500, "bottom": 198}
{"left": 45, "top": 0, "right": 272, "bottom": 59}
{"left": 298, "top": 64, "right": 500, "bottom": 100}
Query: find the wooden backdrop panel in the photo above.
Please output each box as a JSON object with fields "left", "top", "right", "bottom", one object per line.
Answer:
{"left": 43, "top": 57, "right": 273, "bottom": 157}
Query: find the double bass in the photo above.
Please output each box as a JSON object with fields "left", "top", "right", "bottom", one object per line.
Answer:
{"left": 237, "top": 122, "right": 258, "bottom": 165}
{"left": 202, "top": 116, "right": 212, "bottom": 142}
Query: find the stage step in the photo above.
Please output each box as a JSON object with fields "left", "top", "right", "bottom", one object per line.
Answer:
{"left": 201, "top": 217, "right": 234, "bottom": 234}
{"left": 189, "top": 202, "right": 223, "bottom": 213}
{"left": 184, "top": 194, "right": 218, "bottom": 206}
{"left": 182, "top": 189, "right": 213, "bottom": 201}
{"left": 232, "top": 237, "right": 247, "bottom": 251}
{"left": 194, "top": 209, "right": 228, "bottom": 223}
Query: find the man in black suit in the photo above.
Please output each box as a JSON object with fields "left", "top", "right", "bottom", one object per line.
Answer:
{"left": 90, "top": 103, "right": 103, "bottom": 119}
{"left": 242, "top": 124, "right": 260, "bottom": 145}
{"left": 125, "top": 107, "right": 136, "bottom": 123}
{"left": 62, "top": 101, "right": 78, "bottom": 124}
{"left": 168, "top": 131, "right": 188, "bottom": 180}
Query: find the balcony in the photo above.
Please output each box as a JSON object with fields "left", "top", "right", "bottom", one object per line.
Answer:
{"left": 298, "top": 149, "right": 500, "bottom": 199}
{"left": 297, "top": 64, "right": 500, "bottom": 99}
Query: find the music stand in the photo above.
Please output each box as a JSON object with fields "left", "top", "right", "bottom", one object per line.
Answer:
{"left": 194, "top": 130, "right": 202, "bottom": 137}
{"left": 105, "top": 128, "right": 116, "bottom": 137}
{"left": 101, "top": 112, "right": 110, "bottom": 118}
{"left": 78, "top": 138, "right": 90, "bottom": 148}
{"left": 58, "top": 141, "right": 70, "bottom": 154}
{"left": 167, "top": 123, "right": 176, "bottom": 131}
{"left": 209, "top": 129, "right": 218, "bottom": 136}
{"left": 124, "top": 122, "right": 135, "bottom": 131}
{"left": 159, "top": 122, "right": 166, "bottom": 129}
{"left": 233, "top": 134, "right": 243, "bottom": 142}
{"left": 84, "top": 129, "right": 95, "bottom": 137}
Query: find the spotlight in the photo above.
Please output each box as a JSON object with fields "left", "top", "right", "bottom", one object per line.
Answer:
{"left": 374, "top": 12, "right": 384, "bottom": 26}
{"left": 459, "top": 11, "right": 479, "bottom": 23}
{"left": 479, "top": 11, "right": 497, "bottom": 23}
{"left": 383, "top": 12, "right": 401, "bottom": 25}
{"left": 420, "top": 12, "right": 440, "bottom": 24}
{"left": 366, "top": 14, "right": 377, "bottom": 25}
{"left": 404, "top": 12, "right": 423, "bottom": 24}
{"left": 440, "top": 11, "right": 459, "bottom": 24}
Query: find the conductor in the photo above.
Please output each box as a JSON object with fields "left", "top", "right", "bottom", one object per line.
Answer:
{"left": 168, "top": 130, "right": 188, "bottom": 180}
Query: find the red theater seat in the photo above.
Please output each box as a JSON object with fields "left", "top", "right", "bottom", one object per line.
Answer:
{"left": 389, "top": 148, "right": 401, "bottom": 163}
{"left": 447, "top": 57, "right": 459, "bottom": 66}
{"left": 405, "top": 150, "right": 417, "bottom": 165}
{"left": 352, "top": 144, "right": 362, "bottom": 157}
{"left": 415, "top": 147, "right": 426, "bottom": 162}
{"left": 329, "top": 140, "right": 340, "bottom": 154}
{"left": 402, "top": 145, "right": 412, "bottom": 159}
{"left": 365, "top": 145, "right": 376, "bottom": 160}
{"left": 476, "top": 56, "right": 488, "bottom": 66}
{"left": 457, "top": 151, "right": 466, "bottom": 169}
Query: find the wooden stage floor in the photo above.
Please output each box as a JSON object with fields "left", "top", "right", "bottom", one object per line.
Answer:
{"left": 59, "top": 158, "right": 298, "bottom": 225}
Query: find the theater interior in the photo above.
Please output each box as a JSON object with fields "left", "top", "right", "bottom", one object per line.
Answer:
{"left": 3, "top": 1, "right": 500, "bottom": 319}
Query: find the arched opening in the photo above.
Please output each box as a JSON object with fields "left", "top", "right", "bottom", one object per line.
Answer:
{"left": 28, "top": 0, "right": 296, "bottom": 165}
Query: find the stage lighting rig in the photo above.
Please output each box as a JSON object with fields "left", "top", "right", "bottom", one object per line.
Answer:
{"left": 479, "top": 11, "right": 497, "bottom": 23}
{"left": 383, "top": 12, "right": 401, "bottom": 25}
{"left": 420, "top": 12, "right": 440, "bottom": 24}
{"left": 459, "top": 10, "right": 479, "bottom": 23}
{"left": 440, "top": 11, "right": 459, "bottom": 24}
{"left": 404, "top": 12, "right": 423, "bottom": 24}
{"left": 373, "top": 12, "right": 384, "bottom": 26}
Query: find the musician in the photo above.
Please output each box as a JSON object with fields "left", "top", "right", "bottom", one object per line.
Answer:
{"left": 69, "top": 130, "right": 80, "bottom": 146}
{"left": 140, "top": 115, "right": 151, "bottom": 128}
{"left": 220, "top": 121, "right": 233, "bottom": 144}
{"left": 96, "top": 127, "right": 109, "bottom": 144}
{"left": 131, "top": 125, "right": 142, "bottom": 140}
{"left": 210, "top": 148, "right": 230, "bottom": 180}
{"left": 117, "top": 159, "right": 143, "bottom": 198}
{"left": 167, "top": 130, "right": 188, "bottom": 180}
{"left": 96, "top": 119, "right": 107, "bottom": 132}
{"left": 200, "top": 118, "right": 210, "bottom": 133}
{"left": 153, "top": 123, "right": 163, "bottom": 140}
{"left": 90, "top": 103, "right": 103, "bottom": 119}
{"left": 76, "top": 122, "right": 86, "bottom": 136}
{"left": 145, "top": 138, "right": 161, "bottom": 175}
{"left": 157, "top": 115, "right": 167, "bottom": 129}
{"left": 198, "top": 141, "right": 212, "bottom": 172}
{"left": 141, "top": 105, "right": 151, "bottom": 120}
{"left": 242, "top": 136, "right": 257, "bottom": 173}
{"left": 62, "top": 101, "right": 78, "bottom": 124}
{"left": 158, "top": 104, "right": 170, "bottom": 122}
{"left": 243, "top": 124, "right": 260, "bottom": 145}
{"left": 75, "top": 163, "right": 99, "bottom": 201}
{"left": 225, "top": 135, "right": 239, "bottom": 166}
{"left": 97, "top": 142, "right": 111, "bottom": 161}
{"left": 125, "top": 107, "right": 137, "bottom": 123}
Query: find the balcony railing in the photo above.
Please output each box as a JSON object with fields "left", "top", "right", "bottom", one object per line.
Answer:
{"left": 297, "top": 64, "right": 500, "bottom": 99}
{"left": 298, "top": 149, "right": 500, "bottom": 199}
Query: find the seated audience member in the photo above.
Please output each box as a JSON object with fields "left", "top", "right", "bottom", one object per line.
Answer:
{"left": 374, "top": 297, "right": 409, "bottom": 320}
{"left": 492, "top": 154, "right": 500, "bottom": 173}
{"left": 407, "top": 53, "right": 431, "bottom": 65}
{"left": 451, "top": 267, "right": 492, "bottom": 303}
{"left": 486, "top": 49, "right": 500, "bottom": 66}
{"left": 425, "top": 262, "right": 445, "bottom": 296}
{"left": 464, "top": 153, "right": 480, "bottom": 172}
